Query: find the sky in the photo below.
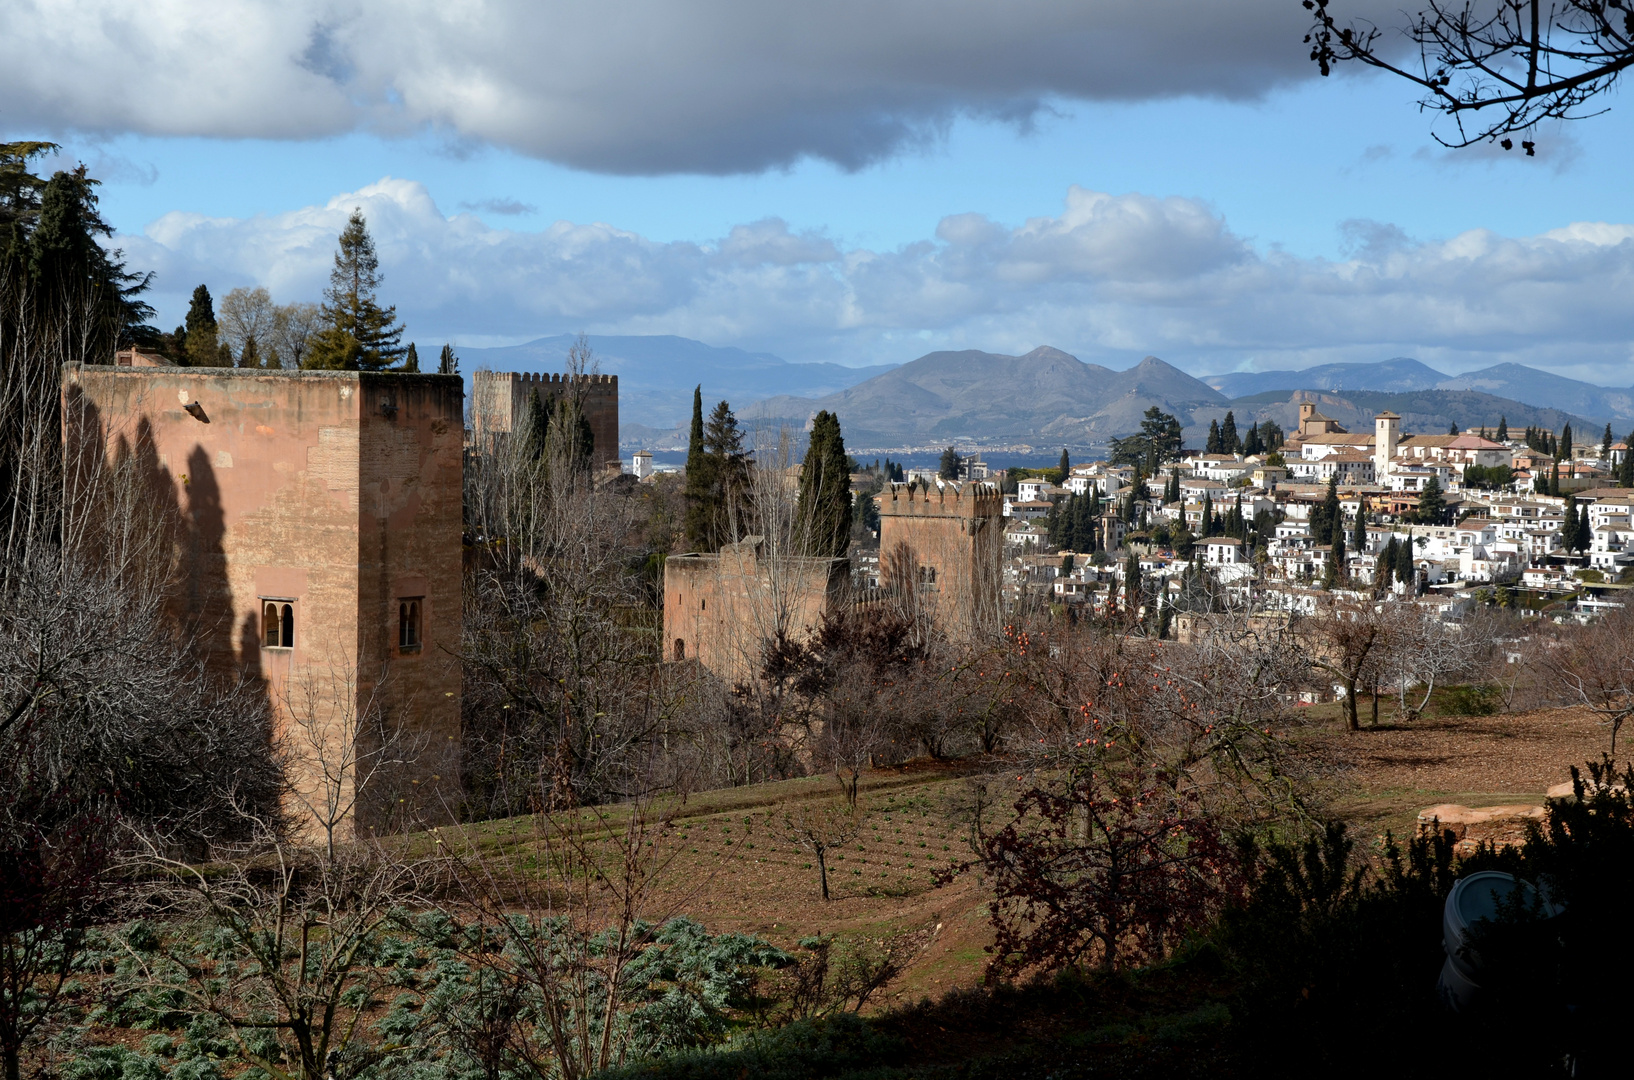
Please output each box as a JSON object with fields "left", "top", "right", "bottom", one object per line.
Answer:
{"left": 6, "top": 0, "right": 1634, "bottom": 385}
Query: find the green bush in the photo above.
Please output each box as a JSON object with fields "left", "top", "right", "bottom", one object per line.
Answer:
{"left": 1438, "top": 683, "right": 1502, "bottom": 716}
{"left": 596, "top": 1012, "right": 904, "bottom": 1080}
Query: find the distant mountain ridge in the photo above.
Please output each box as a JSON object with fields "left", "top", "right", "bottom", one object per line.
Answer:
{"left": 1208, "top": 358, "right": 1634, "bottom": 425}
{"left": 745, "top": 346, "right": 1227, "bottom": 448}
{"left": 445, "top": 334, "right": 896, "bottom": 437}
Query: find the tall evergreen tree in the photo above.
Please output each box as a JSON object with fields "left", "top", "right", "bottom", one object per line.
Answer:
{"left": 1124, "top": 552, "right": 1142, "bottom": 619}
{"left": 1417, "top": 476, "right": 1446, "bottom": 524}
{"left": 1621, "top": 433, "right": 1634, "bottom": 487}
{"left": 1397, "top": 534, "right": 1416, "bottom": 589}
{"left": 1563, "top": 497, "right": 1580, "bottom": 552}
{"left": 1331, "top": 522, "right": 1347, "bottom": 582}
{"left": 939, "top": 446, "right": 962, "bottom": 481}
{"left": 1220, "top": 410, "right": 1240, "bottom": 455}
{"left": 1314, "top": 476, "right": 1341, "bottom": 545}
{"left": 1448, "top": 421, "right": 1459, "bottom": 435}
{"left": 1206, "top": 419, "right": 1222, "bottom": 455}
{"left": 1351, "top": 502, "right": 1367, "bottom": 555}
{"left": 183, "top": 284, "right": 229, "bottom": 366}
{"left": 1496, "top": 416, "right": 1508, "bottom": 441}
{"left": 403, "top": 342, "right": 419, "bottom": 372}
{"left": 1560, "top": 423, "right": 1574, "bottom": 462}
{"left": 438, "top": 343, "right": 459, "bottom": 374}
{"left": 1548, "top": 462, "right": 1560, "bottom": 497}
{"left": 240, "top": 335, "right": 262, "bottom": 369}
{"left": 682, "top": 387, "right": 716, "bottom": 549}
{"left": 1201, "top": 492, "right": 1215, "bottom": 538}
{"left": 1242, "top": 422, "right": 1264, "bottom": 456}
{"left": 1602, "top": 424, "right": 1614, "bottom": 460}
{"left": 1380, "top": 536, "right": 1399, "bottom": 586}
{"left": 796, "top": 410, "right": 852, "bottom": 557}
{"left": 304, "top": 210, "right": 406, "bottom": 370}
{"left": 1056, "top": 448, "right": 1070, "bottom": 484}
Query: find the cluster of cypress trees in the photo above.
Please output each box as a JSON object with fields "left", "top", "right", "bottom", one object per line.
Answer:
{"left": 682, "top": 388, "right": 753, "bottom": 552}
{"left": 1377, "top": 534, "right": 1419, "bottom": 590}
{"left": 1561, "top": 498, "right": 1592, "bottom": 555}
{"left": 1204, "top": 411, "right": 1283, "bottom": 456}
{"left": 795, "top": 411, "right": 852, "bottom": 557}
{"left": 1046, "top": 489, "right": 1104, "bottom": 553}
{"left": 1523, "top": 423, "right": 1572, "bottom": 459}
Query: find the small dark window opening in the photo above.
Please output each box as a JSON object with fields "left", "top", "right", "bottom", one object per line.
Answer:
{"left": 399, "top": 599, "right": 422, "bottom": 650}
{"left": 263, "top": 602, "right": 280, "bottom": 648}
{"left": 280, "top": 604, "right": 294, "bottom": 648}
{"left": 700, "top": 597, "right": 706, "bottom": 610}
{"left": 674, "top": 638, "right": 686, "bottom": 660}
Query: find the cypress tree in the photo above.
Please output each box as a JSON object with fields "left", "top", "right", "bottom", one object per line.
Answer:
{"left": 1124, "top": 552, "right": 1142, "bottom": 618}
{"left": 1206, "top": 419, "right": 1222, "bottom": 454}
{"left": 1417, "top": 476, "right": 1446, "bottom": 523}
{"left": 796, "top": 410, "right": 852, "bottom": 557}
{"left": 682, "top": 387, "right": 717, "bottom": 549}
{"left": 438, "top": 343, "right": 459, "bottom": 374}
{"left": 1560, "top": 423, "right": 1573, "bottom": 462}
{"left": 1352, "top": 502, "right": 1367, "bottom": 555}
{"left": 1397, "top": 534, "right": 1416, "bottom": 589}
{"left": 1315, "top": 476, "right": 1340, "bottom": 545}
{"left": 1548, "top": 462, "right": 1560, "bottom": 497}
{"left": 183, "top": 284, "right": 228, "bottom": 366}
{"left": 1449, "top": 421, "right": 1459, "bottom": 436}
{"left": 1202, "top": 492, "right": 1214, "bottom": 538}
{"left": 1563, "top": 497, "right": 1580, "bottom": 553}
{"left": 1221, "top": 410, "right": 1240, "bottom": 455}
{"left": 1603, "top": 424, "right": 1614, "bottom": 460}
{"left": 1057, "top": 448, "right": 1070, "bottom": 485}
{"left": 404, "top": 342, "right": 419, "bottom": 372}
{"left": 1620, "top": 433, "right": 1634, "bottom": 487}
{"left": 1381, "top": 536, "right": 1399, "bottom": 585}
{"left": 1331, "top": 522, "right": 1347, "bottom": 582}
{"left": 1496, "top": 416, "right": 1508, "bottom": 441}
{"left": 305, "top": 210, "right": 406, "bottom": 370}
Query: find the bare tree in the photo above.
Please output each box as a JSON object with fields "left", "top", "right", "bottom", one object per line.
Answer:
{"left": 1306, "top": 0, "right": 1634, "bottom": 151}
{"left": 780, "top": 786, "right": 863, "bottom": 901}
{"left": 1303, "top": 596, "right": 1391, "bottom": 733}
{"left": 269, "top": 302, "right": 322, "bottom": 369}
{"left": 216, "top": 286, "right": 277, "bottom": 363}
{"left": 1553, "top": 602, "right": 1634, "bottom": 753}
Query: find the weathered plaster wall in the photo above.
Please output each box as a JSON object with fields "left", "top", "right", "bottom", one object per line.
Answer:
{"left": 62, "top": 365, "right": 463, "bottom": 836}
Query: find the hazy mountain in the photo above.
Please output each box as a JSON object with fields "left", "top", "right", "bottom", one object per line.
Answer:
{"left": 1205, "top": 358, "right": 1449, "bottom": 398}
{"left": 1434, "top": 363, "right": 1634, "bottom": 425}
{"left": 1196, "top": 389, "right": 1599, "bottom": 449}
{"left": 444, "top": 334, "right": 896, "bottom": 437}
{"left": 745, "top": 347, "right": 1226, "bottom": 448}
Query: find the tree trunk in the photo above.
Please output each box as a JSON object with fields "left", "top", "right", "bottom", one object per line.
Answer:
{"left": 1344, "top": 675, "right": 1360, "bottom": 732}
{"left": 1371, "top": 676, "right": 1379, "bottom": 727}
{"left": 817, "top": 848, "right": 830, "bottom": 900}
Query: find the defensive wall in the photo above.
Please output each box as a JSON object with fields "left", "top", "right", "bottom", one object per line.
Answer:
{"left": 470, "top": 370, "right": 620, "bottom": 472}
{"left": 664, "top": 537, "right": 850, "bottom": 685}
{"left": 62, "top": 364, "right": 464, "bottom": 838}
{"left": 876, "top": 480, "right": 1003, "bottom": 639}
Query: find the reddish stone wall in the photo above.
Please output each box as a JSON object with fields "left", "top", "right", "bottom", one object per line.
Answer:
{"left": 62, "top": 365, "right": 463, "bottom": 836}
{"left": 876, "top": 481, "right": 1002, "bottom": 638}
{"left": 664, "top": 538, "right": 848, "bottom": 683}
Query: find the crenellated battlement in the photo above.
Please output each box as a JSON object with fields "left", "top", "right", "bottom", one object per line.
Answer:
{"left": 877, "top": 480, "right": 1002, "bottom": 519}
{"left": 498, "top": 371, "right": 618, "bottom": 388}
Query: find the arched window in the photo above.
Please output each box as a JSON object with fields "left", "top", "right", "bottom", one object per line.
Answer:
{"left": 700, "top": 597, "right": 706, "bottom": 610}
{"left": 280, "top": 604, "right": 294, "bottom": 648}
{"left": 674, "top": 638, "right": 686, "bottom": 660}
{"left": 263, "top": 602, "right": 280, "bottom": 648}
{"left": 399, "top": 599, "right": 422, "bottom": 650}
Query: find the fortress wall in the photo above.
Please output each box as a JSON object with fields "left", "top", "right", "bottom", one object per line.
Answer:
{"left": 470, "top": 370, "right": 620, "bottom": 471}
{"left": 877, "top": 481, "right": 1003, "bottom": 638}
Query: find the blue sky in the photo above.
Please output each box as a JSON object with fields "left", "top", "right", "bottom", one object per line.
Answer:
{"left": 7, "top": 0, "right": 1634, "bottom": 384}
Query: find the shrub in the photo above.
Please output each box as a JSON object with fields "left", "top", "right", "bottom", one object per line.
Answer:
{"left": 1438, "top": 683, "right": 1502, "bottom": 716}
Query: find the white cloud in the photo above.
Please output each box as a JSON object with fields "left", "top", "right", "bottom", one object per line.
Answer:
{"left": 122, "top": 178, "right": 1634, "bottom": 385}
{"left": 1, "top": 0, "right": 1393, "bottom": 174}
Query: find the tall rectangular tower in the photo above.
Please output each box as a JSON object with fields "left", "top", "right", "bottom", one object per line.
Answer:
{"left": 876, "top": 480, "right": 1003, "bottom": 639}
{"left": 62, "top": 364, "right": 464, "bottom": 838}
{"left": 469, "top": 370, "right": 620, "bottom": 473}
{"left": 1375, "top": 410, "right": 1400, "bottom": 481}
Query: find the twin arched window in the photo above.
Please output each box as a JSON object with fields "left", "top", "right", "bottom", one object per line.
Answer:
{"left": 262, "top": 601, "right": 294, "bottom": 649}
{"left": 399, "top": 599, "right": 422, "bottom": 650}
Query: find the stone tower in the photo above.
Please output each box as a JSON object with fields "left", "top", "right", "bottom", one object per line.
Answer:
{"left": 1375, "top": 410, "right": 1400, "bottom": 481}
{"left": 470, "top": 370, "right": 620, "bottom": 472}
{"left": 62, "top": 364, "right": 464, "bottom": 839}
{"left": 876, "top": 480, "right": 1003, "bottom": 639}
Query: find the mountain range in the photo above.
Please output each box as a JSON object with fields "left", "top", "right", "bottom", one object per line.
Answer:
{"left": 444, "top": 334, "right": 896, "bottom": 439}
{"left": 746, "top": 347, "right": 1227, "bottom": 448}
{"left": 1207, "top": 359, "right": 1634, "bottom": 424}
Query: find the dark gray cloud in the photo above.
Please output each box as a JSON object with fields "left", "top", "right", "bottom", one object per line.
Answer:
{"left": 0, "top": 0, "right": 1397, "bottom": 173}
{"left": 120, "top": 178, "right": 1634, "bottom": 384}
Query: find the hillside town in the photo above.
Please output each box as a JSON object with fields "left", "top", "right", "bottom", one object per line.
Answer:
{"left": 974, "top": 403, "right": 1634, "bottom": 625}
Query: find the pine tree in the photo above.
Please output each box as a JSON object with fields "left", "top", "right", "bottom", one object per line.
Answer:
{"left": 685, "top": 400, "right": 752, "bottom": 549}
{"left": 1496, "top": 416, "right": 1508, "bottom": 441}
{"left": 796, "top": 410, "right": 852, "bottom": 557}
{"left": 404, "top": 342, "right": 419, "bottom": 372}
{"left": 304, "top": 210, "right": 406, "bottom": 370}
{"left": 1206, "top": 419, "right": 1222, "bottom": 454}
{"left": 939, "top": 446, "right": 962, "bottom": 481}
{"left": 438, "top": 343, "right": 459, "bottom": 374}
{"left": 1221, "top": 410, "right": 1240, "bottom": 455}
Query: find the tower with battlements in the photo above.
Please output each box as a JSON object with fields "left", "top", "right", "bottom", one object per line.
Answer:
{"left": 470, "top": 370, "right": 619, "bottom": 472}
{"left": 876, "top": 480, "right": 1003, "bottom": 639}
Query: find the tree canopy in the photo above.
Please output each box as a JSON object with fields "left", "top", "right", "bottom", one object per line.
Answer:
{"left": 304, "top": 210, "right": 406, "bottom": 371}
{"left": 1111, "top": 407, "right": 1185, "bottom": 466}
{"left": 796, "top": 411, "right": 852, "bottom": 557}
